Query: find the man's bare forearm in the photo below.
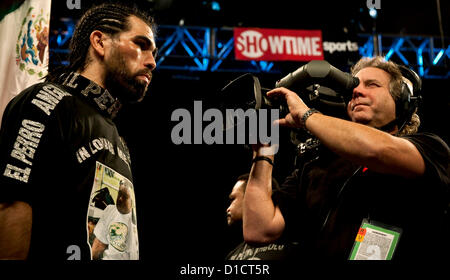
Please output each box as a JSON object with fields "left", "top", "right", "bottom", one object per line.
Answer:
{"left": 0, "top": 201, "right": 32, "bottom": 260}
{"left": 306, "top": 113, "right": 425, "bottom": 177}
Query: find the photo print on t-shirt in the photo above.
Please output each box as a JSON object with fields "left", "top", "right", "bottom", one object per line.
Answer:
{"left": 86, "top": 161, "right": 139, "bottom": 260}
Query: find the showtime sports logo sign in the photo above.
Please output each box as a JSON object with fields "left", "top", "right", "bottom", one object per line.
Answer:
{"left": 234, "top": 28, "right": 324, "bottom": 61}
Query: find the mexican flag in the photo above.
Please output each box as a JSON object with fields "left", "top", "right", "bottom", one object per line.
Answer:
{"left": 0, "top": 0, "right": 51, "bottom": 127}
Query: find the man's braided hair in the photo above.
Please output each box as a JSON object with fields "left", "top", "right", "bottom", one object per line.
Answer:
{"left": 47, "top": 2, "right": 156, "bottom": 82}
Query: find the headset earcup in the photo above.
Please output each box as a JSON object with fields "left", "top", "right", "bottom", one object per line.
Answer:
{"left": 397, "top": 66, "right": 422, "bottom": 129}
{"left": 396, "top": 82, "right": 410, "bottom": 124}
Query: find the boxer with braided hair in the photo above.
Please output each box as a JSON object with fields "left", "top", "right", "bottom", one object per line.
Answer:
{"left": 0, "top": 2, "right": 157, "bottom": 259}
{"left": 65, "top": 3, "right": 156, "bottom": 74}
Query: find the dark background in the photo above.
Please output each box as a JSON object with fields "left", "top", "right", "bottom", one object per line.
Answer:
{"left": 50, "top": 0, "right": 449, "bottom": 267}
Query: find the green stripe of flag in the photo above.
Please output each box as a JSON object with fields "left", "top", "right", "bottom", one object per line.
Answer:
{"left": 0, "top": 0, "right": 26, "bottom": 22}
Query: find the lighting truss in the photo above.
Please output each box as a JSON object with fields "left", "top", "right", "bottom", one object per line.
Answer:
{"left": 359, "top": 34, "right": 449, "bottom": 79}
{"left": 49, "top": 22, "right": 449, "bottom": 79}
{"left": 154, "top": 26, "right": 277, "bottom": 73}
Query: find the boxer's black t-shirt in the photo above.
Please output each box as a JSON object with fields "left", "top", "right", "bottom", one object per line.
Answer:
{"left": 0, "top": 72, "right": 139, "bottom": 260}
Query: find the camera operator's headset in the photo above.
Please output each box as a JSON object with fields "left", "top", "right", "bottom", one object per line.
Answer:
{"left": 319, "top": 65, "right": 423, "bottom": 234}
{"left": 391, "top": 65, "right": 422, "bottom": 133}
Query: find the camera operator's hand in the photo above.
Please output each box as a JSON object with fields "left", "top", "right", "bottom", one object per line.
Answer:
{"left": 267, "top": 87, "right": 309, "bottom": 129}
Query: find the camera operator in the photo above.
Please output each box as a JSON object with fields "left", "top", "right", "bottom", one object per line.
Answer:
{"left": 243, "top": 56, "right": 449, "bottom": 261}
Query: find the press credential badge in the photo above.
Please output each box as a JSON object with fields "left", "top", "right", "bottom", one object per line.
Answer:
{"left": 349, "top": 219, "right": 402, "bottom": 260}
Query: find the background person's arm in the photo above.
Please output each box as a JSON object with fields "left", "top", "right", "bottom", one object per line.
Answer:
{"left": 243, "top": 149, "right": 285, "bottom": 244}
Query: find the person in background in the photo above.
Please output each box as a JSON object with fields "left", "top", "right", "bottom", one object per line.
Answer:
{"left": 226, "top": 173, "right": 298, "bottom": 260}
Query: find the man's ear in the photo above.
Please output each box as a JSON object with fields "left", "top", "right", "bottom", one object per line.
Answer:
{"left": 89, "top": 30, "right": 110, "bottom": 58}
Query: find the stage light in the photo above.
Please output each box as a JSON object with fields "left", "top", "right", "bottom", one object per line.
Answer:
{"left": 211, "top": 1, "right": 221, "bottom": 11}
{"left": 369, "top": 8, "right": 377, "bottom": 19}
